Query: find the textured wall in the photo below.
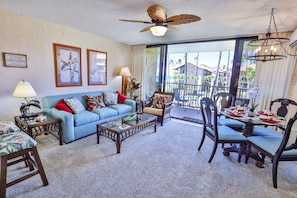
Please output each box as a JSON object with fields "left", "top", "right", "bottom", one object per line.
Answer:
{"left": 0, "top": 9, "right": 132, "bottom": 120}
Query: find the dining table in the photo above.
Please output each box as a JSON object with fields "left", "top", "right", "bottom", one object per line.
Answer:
{"left": 220, "top": 107, "right": 286, "bottom": 167}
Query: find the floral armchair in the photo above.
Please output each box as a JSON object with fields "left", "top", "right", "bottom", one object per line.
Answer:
{"left": 142, "top": 91, "right": 175, "bottom": 126}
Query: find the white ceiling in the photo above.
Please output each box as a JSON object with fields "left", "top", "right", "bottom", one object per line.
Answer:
{"left": 0, "top": 0, "right": 297, "bottom": 46}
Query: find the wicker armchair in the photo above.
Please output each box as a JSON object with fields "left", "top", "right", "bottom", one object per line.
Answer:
{"left": 142, "top": 92, "right": 175, "bottom": 126}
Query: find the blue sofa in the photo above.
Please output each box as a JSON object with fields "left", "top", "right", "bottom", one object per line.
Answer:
{"left": 42, "top": 90, "right": 136, "bottom": 143}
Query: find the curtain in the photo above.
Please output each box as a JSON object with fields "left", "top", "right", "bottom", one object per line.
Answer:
{"left": 254, "top": 31, "right": 297, "bottom": 113}
{"left": 131, "top": 45, "right": 146, "bottom": 100}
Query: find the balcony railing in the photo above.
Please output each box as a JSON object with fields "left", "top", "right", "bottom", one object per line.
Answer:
{"left": 159, "top": 82, "right": 249, "bottom": 109}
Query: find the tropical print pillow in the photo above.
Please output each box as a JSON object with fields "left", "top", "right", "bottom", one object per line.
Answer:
{"left": 84, "top": 95, "right": 105, "bottom": 111}
{"left": 150, "top": 94, "right": 172, "bottom": 109}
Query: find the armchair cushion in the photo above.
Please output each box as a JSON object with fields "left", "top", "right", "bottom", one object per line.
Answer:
{"left": 0, "top": 131, "right": 37, "bottom": 156}
{"left": 0, "top": 121, "right": 20, "bottom": 135}
{"left": 150, "top": 93, "right": 173, "bottom": 109}
{"left": 143, "top": 107, "right": 163, "bottom": 116}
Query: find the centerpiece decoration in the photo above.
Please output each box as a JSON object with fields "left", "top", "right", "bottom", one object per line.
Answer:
{"left": 126, "top": 77, "right": 141, "bottom": 99}
{"left": 247, "top": 86, "right": 261, "bottom": 116}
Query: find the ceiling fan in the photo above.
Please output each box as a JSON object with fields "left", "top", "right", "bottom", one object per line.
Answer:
{"left": 119, "top": 5, "right": 201, "bottom": 36}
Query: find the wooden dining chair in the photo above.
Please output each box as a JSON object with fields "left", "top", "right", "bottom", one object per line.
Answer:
{"left": 245, "top": 112, "right": 297, "bottom": 188}
{"left": 198, "top": 97, "right": 246, "bottom": 163}
{"left": 253, "top": 98, "right": 297, "bottom": 136}
{"left": 213, "top": 92, "right": 245, "bottom": 131}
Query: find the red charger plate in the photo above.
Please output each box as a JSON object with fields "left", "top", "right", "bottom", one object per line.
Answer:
{"left": 258, "top": 110, "right": 275, "bottom": 116}
{"left": 260, "top": 118, "right": 280, "bottom": 123}
{"left": 228, "top": 112, "right": 243, "bottom": 117}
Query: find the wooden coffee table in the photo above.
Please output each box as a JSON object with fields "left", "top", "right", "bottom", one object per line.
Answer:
{"left": 97, "top": 112, "right": 157, "bottom": 153}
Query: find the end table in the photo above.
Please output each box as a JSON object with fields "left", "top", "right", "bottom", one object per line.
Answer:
{"left": 14, "top": 112, "right": 63, "bottom": 145}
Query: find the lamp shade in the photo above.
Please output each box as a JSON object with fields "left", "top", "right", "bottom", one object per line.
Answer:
{"left": 12, "top": 81, "right": 37, "bottom": 98}
{"left": 150, "top": 26, "right": 167, "bottom": 36}
{"left": 120, "top": 67, "right": 132, "bottom": 76}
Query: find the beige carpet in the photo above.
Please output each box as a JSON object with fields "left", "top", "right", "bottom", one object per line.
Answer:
{"left": 5, "top": 120, "right": 297, "bottom": 198}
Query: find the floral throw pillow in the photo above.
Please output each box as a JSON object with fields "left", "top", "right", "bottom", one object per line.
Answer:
{"left": 84, "top": 95, "right": 105, "bottom": 111}
{"left": 150, "top": 94, "right": 172, "bottom": 109}
{"left": 0, "top": 121, "right": 20, "bottom": 135}
{"left": 64, "top": 97, "right": 85, "bottom": 114}
{"left": 103, "top": 92, "right": 118, "bottom": 106}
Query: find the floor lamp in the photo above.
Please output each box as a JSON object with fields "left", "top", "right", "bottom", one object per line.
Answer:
{"left": 120, "top": 67, "right": 132, "bottom": 96}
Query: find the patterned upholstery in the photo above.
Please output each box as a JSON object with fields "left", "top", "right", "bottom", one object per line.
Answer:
{"left": 0, "top": 121, "right": 21, "bottom": 135}
{"left": 0, "top": 131, "right": 37, "bottom": 156}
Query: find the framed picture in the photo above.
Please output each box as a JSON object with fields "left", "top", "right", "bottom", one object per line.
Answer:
{"left": 87, "top": 49, "right": 107, "bottom": 85}
{"left": 2, "top": 53, "right": 27, "bottom": 68}
{"left": 54, "top": 43, "right": 82, "bottom": 87}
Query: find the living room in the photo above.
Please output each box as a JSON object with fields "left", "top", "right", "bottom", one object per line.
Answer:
{"left": 1, "top": 1, "right": 297, "bottom": 197}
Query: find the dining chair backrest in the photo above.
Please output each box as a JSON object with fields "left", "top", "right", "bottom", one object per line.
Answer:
{"left": 213, "top": 92, "right": 235, "bottom": 111}
{"left": 200, "top": 97, "right": 218, "bottom": 136}
{"left": 269, "top": 98, "right": 297, "bottom": 118}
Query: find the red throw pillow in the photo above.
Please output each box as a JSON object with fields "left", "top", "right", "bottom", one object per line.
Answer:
{"left": 54, "top": 99, "right": 73, "bottom": 113}
{"left": 116, "top": 91, "right": 128, "bottom": 104}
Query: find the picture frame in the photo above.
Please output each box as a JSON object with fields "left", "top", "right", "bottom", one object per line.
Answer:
{"left": 2, "top": 53, "right": 27, "bottom": 68}
{"left": 87, "top": 49, "right": 107, "bottom": 85}
{"left": 53, "top": 43, "right": 82, "bottom": 87}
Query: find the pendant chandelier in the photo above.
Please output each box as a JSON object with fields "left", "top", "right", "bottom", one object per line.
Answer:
{"left": 247, "top": 8, "right": 289, "bottom": 62}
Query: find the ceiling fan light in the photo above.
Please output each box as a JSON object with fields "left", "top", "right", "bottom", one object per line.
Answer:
{"left": 150, "top": 26, "right": 167, "bottom": 36}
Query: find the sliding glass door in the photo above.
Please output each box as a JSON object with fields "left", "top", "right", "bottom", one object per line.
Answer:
{"left": 145, "top": 37, "right": 257, "bottom": 109}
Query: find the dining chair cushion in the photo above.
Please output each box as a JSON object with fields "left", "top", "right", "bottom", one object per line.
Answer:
{"left": 252, "top": 126, "right": 283, "bottom": 137}
{"left": 206, "top": 125, "right": 246, "bottom": 141}
{"left": 217, "top": 118, "right": 245, "bottom": 129}
{"left": 0, "top": 131, "right": 37, "bottom": 156}
{"left": 247, "top": 136, "right": 297, "bottom": 156}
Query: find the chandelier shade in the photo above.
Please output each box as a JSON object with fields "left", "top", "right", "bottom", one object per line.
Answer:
{"left": 247, "top": 8, "right": 289, "bottom": 62}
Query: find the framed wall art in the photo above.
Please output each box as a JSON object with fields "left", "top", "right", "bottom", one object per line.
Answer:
{"left": 87, "top": 49, "right": 107, "bottom": 85}
{"left": 2, "top": 53, "right": 27, "bottom": 68}
{"left": 53, "top": 43, "right": 82, "bottom": 87}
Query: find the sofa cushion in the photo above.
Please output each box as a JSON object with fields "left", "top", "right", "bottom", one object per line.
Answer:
{"left": 54, "top": 99, "right": 73, "bottom": 113}
{"left": 73, "top": 111, "right": 99, "bottom": 127}
{"left": 103, "top": 92, "right": 118, "bottom": 106}
{"left": 92, "top": 107, "right": 118, "bottom": 119}
{"left": 108, "top": 104, "right": 132, "bottom": 114}
{"left": 84, "top": 95, "right": 105, "bottom": 111}
{"left": 116, "top": 91, "right": 128, "bottom": 104}
{"left": 65, "top": 97, "right": 86, "bottom": 114}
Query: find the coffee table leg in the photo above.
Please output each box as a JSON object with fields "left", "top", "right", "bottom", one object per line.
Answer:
{"left": 116, "top": 142, "right": 121, "bottom": 153}
{"left": 116, "top": 133, "right": 121, "bottom": 153}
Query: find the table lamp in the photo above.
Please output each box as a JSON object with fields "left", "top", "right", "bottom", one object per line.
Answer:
{"left": 12, "top": 80, "right": 41, "bottom": 117}
{"left": 120, "top": 67, "right": 132, "bottom": 96}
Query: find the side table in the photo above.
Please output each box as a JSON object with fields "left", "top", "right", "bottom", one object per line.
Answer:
{"left": 14, "top": 112, "right": 63, "bottom": 145}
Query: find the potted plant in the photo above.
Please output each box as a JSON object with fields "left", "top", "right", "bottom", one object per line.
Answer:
{"left": 247, "top": 86, "right": 261, "bottom": 116}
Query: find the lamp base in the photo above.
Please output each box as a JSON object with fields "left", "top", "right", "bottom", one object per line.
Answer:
{"left": 20, "top": 100, "right": 41, "bottom": 117}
